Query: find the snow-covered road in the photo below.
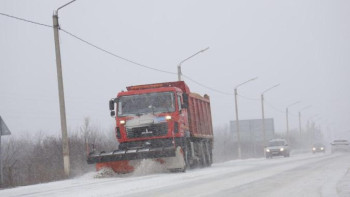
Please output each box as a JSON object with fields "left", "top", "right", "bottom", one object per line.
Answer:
{"left": 1, "top": 152, "right": 350, "bottom": 197}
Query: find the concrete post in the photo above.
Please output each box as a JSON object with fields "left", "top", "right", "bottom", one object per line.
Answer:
{"left": 53, "top": 13, "right": 70, "bottom": 177}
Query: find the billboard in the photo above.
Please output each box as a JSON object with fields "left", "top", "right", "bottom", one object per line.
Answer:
{"left": 230, "top": 118, "right": 275, "bottom": 158}
{"left": 0, "top": 116, "right": 11, "bottom": 136}
{"left": 230, "top": 118, "right": 275, "bottom": 142}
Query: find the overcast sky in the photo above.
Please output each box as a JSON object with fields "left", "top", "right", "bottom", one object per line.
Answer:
{"left": 1, "top": 0, "right": 349, "bottom": 140}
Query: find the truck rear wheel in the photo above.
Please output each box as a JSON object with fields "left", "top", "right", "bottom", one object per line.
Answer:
{"left": 204, "top": 141, "right": 212, "bottom": 166}
{"left": 200, "top": 141, "right": 208, "bottom": 167}
{"left": 183, "top": 143, "right": 190, "bottom": 171}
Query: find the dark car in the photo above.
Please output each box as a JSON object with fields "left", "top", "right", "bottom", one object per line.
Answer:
{"left": 265, "top": 139, "right": 290, "bottom": 159}
{"left": 312, "top": 143, "right": 326, "bottom": 154}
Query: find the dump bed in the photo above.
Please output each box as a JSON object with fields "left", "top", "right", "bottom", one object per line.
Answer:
{"left": 188, "top": 93, "right": 213, "bottom": 139}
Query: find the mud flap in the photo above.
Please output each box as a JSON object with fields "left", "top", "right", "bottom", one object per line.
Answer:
{"left": 162, "top": 146, "right": 186, "bottom": 171}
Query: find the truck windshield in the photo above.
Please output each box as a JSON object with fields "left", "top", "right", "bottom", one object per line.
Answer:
{"left": 118, "top": 92, "right": 175, "bottom": 116}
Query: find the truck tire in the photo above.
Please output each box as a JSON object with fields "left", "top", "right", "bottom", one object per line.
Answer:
{"left": 204, "top": 141, "right": 212, "bottom": 167}
{"left": 179, "top": 146, "right": 188, "bottom": 172}
{"left": 200, "top": 141, "right": 208, "bottom": 167}
{"left": 183, "top": 142, "right": 190, "bottom": 170}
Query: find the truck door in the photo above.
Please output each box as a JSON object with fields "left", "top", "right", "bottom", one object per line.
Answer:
{"left": 177, "top": 93, "right": 188, "bottom": 136}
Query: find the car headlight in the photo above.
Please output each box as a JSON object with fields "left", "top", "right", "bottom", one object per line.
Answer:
{"left": 320, "top": 147, "right": 324, "bottom": 150}
{"left": 280, "top": 148, "right": 284, "bottom": 151}
{"left": 266, "top": 149, "right": 270, "bottom": 152}
{"left": 312, "top": 147, "right": 316, "bottom": 151}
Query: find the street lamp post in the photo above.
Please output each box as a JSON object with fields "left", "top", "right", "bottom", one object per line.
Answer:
{"left": 306, "top": 114, "right": 319, "bottom": 143}
{"left": 234, "top": 77, "right": 258, "bottom": 159}
{"left": 286, "top": 101, "right": 300, "bottom": 138}
{"left": 298, "top": 105, "right": 311, "bottom": 137}
{"left": 52, "top": 0, "right": 76, "bottom": 177}
{"left": 177, "top": 47, "right": 209, "bottom": 81}
{"left": 261, "top": 84, "right": 280, "bottom": 145}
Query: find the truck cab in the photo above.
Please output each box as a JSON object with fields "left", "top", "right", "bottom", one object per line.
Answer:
{"left": 112, "top": 85, "right": 189, "bottom": 150}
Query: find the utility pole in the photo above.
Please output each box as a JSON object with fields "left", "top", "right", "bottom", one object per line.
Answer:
{"left": 298, "top": 112, "right": 302, "bottom": 137}
{"left": 261, "top": 94, "right": 264, "bottom": 143}
{"left": 52, "top": 0, "right": 76, "bottom": 177}
{"left": 286, "top": 101, "right": 300, "bottom": 139}
{"left": 286, "top": 108, "right": 289, "bottom": 137}
{"left": 298, "top": 105, "right": 311, "bottom": 137}
{"left": 0, "top": 124, "right": 2, "bottom": 187}
{"left": 234, "top": 88, "right": 241, "bottom": 159}
{"left": 0, "top": 116, "right": 11, "bottom": 187}
{"left": 261, "top": 84, "right": 279, "bottom": 146}
{"left": 0, "top": 133, "right": 1, "bottom": 187}
{"left": 234, "top": 77, "right": 258, "bottom": 159}
{"left": 177, "top": 65, "right": 182, "bottom": 81}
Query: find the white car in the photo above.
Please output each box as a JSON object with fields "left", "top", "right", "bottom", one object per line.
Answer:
{"left": 331, "top": 140, "right": 350, "bottom": 153}
{"left": 265, "top": 139, "right": 290, "bottom": 158}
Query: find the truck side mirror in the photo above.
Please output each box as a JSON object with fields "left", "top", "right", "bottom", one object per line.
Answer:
{"left": 109, "top": 99, "right": 116, "bottom": 117}
{"left": 182, "top": 93, "right": 189, "bottom": 108}
{"left": 109, "top": 99, "right": 115, "bottom": 111}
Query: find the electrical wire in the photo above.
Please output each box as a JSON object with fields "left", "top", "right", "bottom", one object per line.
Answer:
{"left": 60, "top": 29, "right": 240, "bottom": 96}
{"left": 182, "top": 74, "right": 233, "bottom": 96}
{"left": 0, "top": 12, "right": 261, "bottom": 98}
{"left": 0, "top": 12, "right": 176, "bottom": 75}
{"left": 0, "top": 12, "right": 52, "bottom": 28}
{"left": 60, "top": 28, "right": 177, "bottom": 75}
{"left": 264, "top": 99, "right": 285, "bottom": 114}
{"left": 237, "top": 93, "right": 260, "bottom": 101}
{"left": 264, "top": 99, "right": 299, "bottom": 117}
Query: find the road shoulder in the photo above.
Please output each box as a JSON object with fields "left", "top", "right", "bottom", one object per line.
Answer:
{"left": 337, "top": 168, "right": 350, "bottom": 197}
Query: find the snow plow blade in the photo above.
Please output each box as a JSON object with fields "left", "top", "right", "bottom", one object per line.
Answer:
{"left": 87, "top": 146, "right": 176, "bottom": 164}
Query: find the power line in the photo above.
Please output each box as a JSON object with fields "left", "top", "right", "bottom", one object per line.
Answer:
{"left": 182, "top": 74, "right": 233, "bottom": 96}
{"left": 0, "top": 12, "right": 249, "bottom": 97}
{"left": 264, "top": 99, "right": 299, "bottom": 117}
{"left": 0, "top": 12, "right": 52, "bottom": 28}
{"left": 264, "top": 99, "right": 285, "bottom": 114}
{"left": 0, "top": 12, "right": 176, "bottom": 75}
{"left": 237, "top": 93, "right": 260, "bottom": 101}
{"left": 60, "top": 28, "right": 177, "bottom": 75}
{"left": 60, "top": 29, "right": 243, "bottom": 96}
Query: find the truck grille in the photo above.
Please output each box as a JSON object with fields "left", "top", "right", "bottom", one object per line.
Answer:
{"left": 126, "top": 123, "right": 168, "bottom": 139}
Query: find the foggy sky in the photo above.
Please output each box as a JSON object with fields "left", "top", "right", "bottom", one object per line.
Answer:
{"left": 1, "top": 0, "right": 349, "bottom": 140}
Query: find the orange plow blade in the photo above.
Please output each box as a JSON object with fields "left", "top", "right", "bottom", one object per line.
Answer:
{"left": 96, "top": 160, "right": 135, "bottom": 174}
{"left": 90, "top": 146, "right": 186, "bottom": 173}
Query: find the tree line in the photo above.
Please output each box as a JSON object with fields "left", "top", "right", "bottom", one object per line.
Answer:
{"left": 1, "top": 118, "right": 116, "bottom": 188}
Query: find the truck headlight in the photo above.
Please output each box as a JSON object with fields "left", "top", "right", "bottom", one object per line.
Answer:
{"left": 280, "top": 148, "right": 284, "bottom": 151}
{"left": 165, "top": 115, "right": 172, "bottom": 120}
{"left": 120, "top": 120, "right": 125, "bottom": 124}
{"left": 312, "top": 147, "right": 316, "bottom": 151}
{"left": 320, "top": 147, "right": 324, "bottom": 150}
{"left": 266, "top": 149, "right": 270, "bottom": 152}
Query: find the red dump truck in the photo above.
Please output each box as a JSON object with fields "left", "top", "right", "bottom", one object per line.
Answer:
{"left": 87, "top": 81, "right": 213, "bottom": 173}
